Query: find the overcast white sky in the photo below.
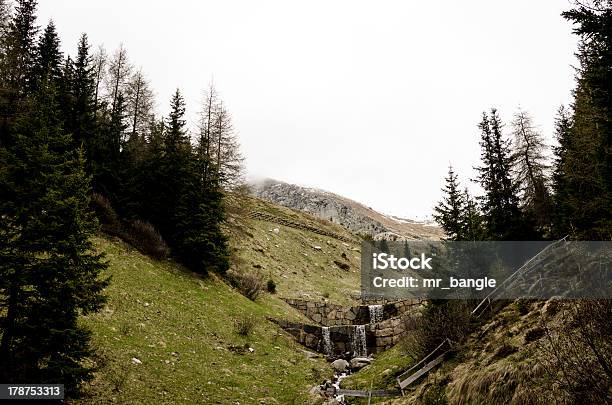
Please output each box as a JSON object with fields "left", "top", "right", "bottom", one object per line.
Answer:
{"left": 38, "top": 0, "right": 578, "bottom": 220}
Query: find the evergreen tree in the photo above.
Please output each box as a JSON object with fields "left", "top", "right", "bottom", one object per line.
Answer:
{"left": 69, "top": 34, "right": 97, "bottom": 149}
{"left": 0, "top": 82, "right": 108, "bottom": 394}
{"left": 551, "top": 105, "right": 573, "bottom": 237}
{"left": 556, "top": 1, "right": 612, "bottom": 239}
{"left": 33, "top": 20, "right": 62, "bottom": 86}
{"left": 173, "top": 164, "right": 229, "bottom": 275}
{"left": 475, "top": 109, "right": 526, "bottom": 240}
{"left": 0, "top": 0, "right": 39, "bottom": 146}
{"left": 2, "top": 0, "right": 37, "bottom": 93}
{"left": 94, "top": 91, "right": 126, "bottom": 201}
{"left": 165, "top": 89, "right": 190, "bottom": 155}
{"left": 433, "top": 166, "right": 465, "bottom": 240}
{"left": 461, "top": 189, "right": 486, "bottom": 241}
{"left": 143, "top": 90, "right": 191, "bottom": 240}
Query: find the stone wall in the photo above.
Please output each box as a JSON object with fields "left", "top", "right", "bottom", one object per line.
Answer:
{"left": 270, "top": 312, "right": 417, "bottom": 356}
{"left": 283, "top": 298, "right": 423, "bottom": 326}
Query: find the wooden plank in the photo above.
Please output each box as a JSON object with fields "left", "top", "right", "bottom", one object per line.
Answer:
{"left": 398, "top": 352, "right": 447, "bottom": 389}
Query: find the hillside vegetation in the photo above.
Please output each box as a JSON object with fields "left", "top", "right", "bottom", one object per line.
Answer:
{"left": 78, "top": 195, "right": 366, "bottom": 404}
{"left": 225, "top": 194, "right": 363, "bottom": 306}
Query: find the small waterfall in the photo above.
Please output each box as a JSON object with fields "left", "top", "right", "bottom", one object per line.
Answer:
{"left": 352, "top": 325, "right": 367, "bottom": 357}
{"left": 368, "top": 304, "right": 384, "bottom": 323}
{"left": 322, "top": 326, "right": 333, "bottom": 356}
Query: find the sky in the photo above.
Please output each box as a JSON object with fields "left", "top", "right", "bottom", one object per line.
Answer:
{"left": 38, "top": 0, "right": 579, "bottom": 220}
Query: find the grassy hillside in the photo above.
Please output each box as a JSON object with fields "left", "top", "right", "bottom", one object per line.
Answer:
{"left": 79, "top": 236, "right": 332, "bottom": 404}
{"left": 225, "top": 194, "right": 362, "bottom": 306}
{"left": 352, "top": 300, "right": 584, "bottom": 405}
{"left": 77, "top": 195, "right": 366, "bottom": 404}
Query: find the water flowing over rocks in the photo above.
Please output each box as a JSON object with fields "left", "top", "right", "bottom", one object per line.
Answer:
{"left": 270, "top": 299, "right": 422, "bottom": 356}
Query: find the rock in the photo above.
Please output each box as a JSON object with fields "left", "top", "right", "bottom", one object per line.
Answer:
{"left": 350, "top": 357, "right": 372, "bottom": 369}
{"left": 382, "top": 368, "right": 393, "bottom": 376}
{"left": 272, "top": 228, "right": 279, "bottom": 234}
{"left": 248, "top": 347, "right": 254, "bottom": 353}
{"left": 331, "top": 359, "right": 349, "bottom": 372}
{"left": 313, "top": 245, "right": 322, "bottom": 251}
{"left": 131, "top": 357, "right": 142, "bottom": 365}
{"left": 301, "top": 350, "right": 320, "bottom": 359}
{"left": 323, "top": 399, "right": 341, "bottom": 405}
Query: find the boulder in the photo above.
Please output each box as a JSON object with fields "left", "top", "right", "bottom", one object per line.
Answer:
{"left": 331, "top": 359, "right": 349, "bottom": 372}
{"left": 350, "top": 357, "right": 372, "bottom": 369}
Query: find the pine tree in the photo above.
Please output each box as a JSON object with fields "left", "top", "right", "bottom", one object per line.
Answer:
{"left": 33, "top": 20, "right": 62, "bottom": 86}
{"left": 94, "top": 91, "right": 126, "bottom": 201}
{"left": 165, "top": 89, "right": 190, "bottom": 155}
{"left": 3, "top": 0, "right": 37, "bottom": 94}
{"left": 0, "top": 0, "right": 39, "bottom": 146}
{"left": 475, "top": 109, "right": 526, "bottom": 240}
{"left": 69, "top": 34, "right": 96, "bottom": 148}
{"left": 433, "top": 166, "right": 465, "bottom": 240}
{"left": 173, "top": 163, "right": 229, "bottom": 275}
{"left": 142, "top": 90, "right": 192, "bottom": 240}
{"left": 551, "top": 105, "right": 573, "bottom": 237}
{"left": 461, "top": 189, "right": 485, "bottom": 241}
{"left": 0, "top": 82, "right": 108, "bottom": 394}
{"left": 557, "top": 1, "right": 612, "bottom": 239}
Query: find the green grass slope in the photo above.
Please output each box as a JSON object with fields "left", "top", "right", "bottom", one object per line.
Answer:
{"left": 225, "top": 194, "right": 362, "bottom": 306}
{"left": 79, "top": 236, "right": 333, "bottom": 404}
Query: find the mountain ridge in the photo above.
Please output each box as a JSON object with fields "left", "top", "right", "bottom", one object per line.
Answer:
{"left": 250, "top": 179, "right": 443, "bottom": 240}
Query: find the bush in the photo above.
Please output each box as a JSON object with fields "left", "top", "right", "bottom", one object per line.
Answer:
{"left": 536, "top": 300, "right": 612, "bottom": 404}
{"left": 401, "top": 300, "right": 471, "bottom": 359}
{"left": 333, "top": 260, "right": 350, "bottom": 271}
{"left": 524, "top": 326, "right": 545, "bottom": 343}
{"left": 124, "top": 220, "right": 170, "bottom": 260}
{"left": 89, "top": 193, "right": 122, "bottom": 235}
{"left": 234, "top": 317, "right": 256, "bottom": 337}
{"left": 266, "top": 279, "right": 277, "bottom": 294}
{"left": 515, "top": 299, "right": 531, "bottom": 316}
{"left": 228, "top": 270, "right": 264, "bottom": 301}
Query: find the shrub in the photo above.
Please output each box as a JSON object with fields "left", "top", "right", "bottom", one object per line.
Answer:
{"left": 333, "top": 260, "right": 350, "bottom": 271}
{"left": 536, "top": 300, "right": 612, "bottom": 404}
{"left": 266, "top": 278, "right": 277, "bottom": 294}
{"left": 124, "top": 220, "right": 170, "bottom": 260}
{"left": 234, "top": 317, "right": 256, "bottom": 337}
{"left": 89, "top": 193, "right": 122, "bottom": 235}
{"left": 401, "top": 300, "right": 471, "bottom": 359}
{"left": 515, "top": 299, "right": 531, "bottom": 316}
{"left": 524, "top": 326, "right": 545, "bottom": 343}
{"left": 228, "top": 270, "right": 264, "bottom": 301}
{"left": 492, "top": 343, "right": 518, "bottom": 360}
